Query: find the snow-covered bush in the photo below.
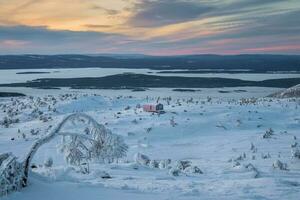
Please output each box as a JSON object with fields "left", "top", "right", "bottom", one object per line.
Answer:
{"left": 91, "top": 169, "right": 111, "bottom": 179}
{"left": 272, "top": 160, "right": 288, "bottom": 170}
{"left": 60, "top": 116, "right": 128, "bottom": 165}
{"left": 170, "top": 117, "right": 177, "bottom": 127}
{"left": 291, "top": 148, "right": 300, "bottom": 159}
{"left": 245, "top": 163, "right": 260, "bottom": 178}
{"left": 0, "top": 116, "right": 19, "bottom": 128}
{"left": 62, "top": 138, "right": 87, "bottom": 166}
{"left": 232, "top": 161, "right": 241, "bottom": 168}
{"left": 134, "top": 153, "right": 203, "bottom": 176}
{"left": 262, "top": 128, "right": 274, "bottom": 139}
{"left": 79, "top": 162, "right": 90, "bottom": 174}
{"left": 169, "top": 167, "right": 181, "bottom": 176}
{"left": 90, "top": 127, "right": 128, "bottom": 163}
{"left": 261, "top": 153, "right": 271, "bottom": 159}
{"left": 134, "top": 153, "right": 150, "bottom": 166}
{"left": 175, "top": 160, "right": 191, "bottom": 171}
{"left": 250, "top": 143, "right": 257, "bottom": 153}
{"left": 290, "top": 136, "right": 300, "bottom": 160}
{"left": 0, "top": 153, "right": 24, "bottom": 196}
{"left": 149, "top": 160, "right": 159, "bottom": 168}
{"left": 158, "top": 159, "right": 171, "bottom": 169}
{"left": 291, "top": 141, "right": 298, "bottom": 148}
{"left": 44, "top": 157, "right": 53, "bottom": 168}
{"left": 184, "top": 166, "right": 203, "bottom": 174}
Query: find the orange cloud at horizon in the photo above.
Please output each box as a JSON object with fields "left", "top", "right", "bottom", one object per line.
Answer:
{"left": 0, "top": 0, "right": 233, "bottom": 42}
{"left": 0, "top": 0, "right": 131, "bottom": 32}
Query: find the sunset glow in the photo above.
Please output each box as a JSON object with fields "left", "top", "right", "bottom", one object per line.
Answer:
{"left": 0, "top": 0, "right": 299, "bottom": 55}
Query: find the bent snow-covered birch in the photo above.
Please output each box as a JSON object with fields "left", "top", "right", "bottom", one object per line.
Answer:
{"left": 1, "top": 113, "right": 128, "bottom": 189}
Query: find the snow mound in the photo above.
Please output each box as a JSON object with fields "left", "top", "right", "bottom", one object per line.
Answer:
{"left": 268, "top": 84, "right": 300, "bottom": 98}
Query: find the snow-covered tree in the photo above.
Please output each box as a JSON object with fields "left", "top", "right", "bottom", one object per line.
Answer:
{"left": 0, "top": 153, "right": 24, "bottom": 196}
{"left": 22, "top": 113, "right": 128, "bottom": 186}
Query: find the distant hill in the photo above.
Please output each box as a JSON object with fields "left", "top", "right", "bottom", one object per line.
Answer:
{"left": 0, "top": 54, "right": 300, "bottom": 72}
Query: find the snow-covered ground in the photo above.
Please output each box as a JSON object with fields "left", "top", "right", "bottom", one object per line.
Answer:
{"left": 0, "top": 92, "right": 300, "bottom": 200}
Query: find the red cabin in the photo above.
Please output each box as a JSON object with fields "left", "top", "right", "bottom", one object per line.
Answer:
{"left": 143, "top": 103, "right": 164, "bottom": 112}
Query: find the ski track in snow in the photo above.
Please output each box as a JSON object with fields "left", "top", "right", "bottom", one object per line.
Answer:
{"left": 0, "top": 93, "right": 300, "bottom": 200}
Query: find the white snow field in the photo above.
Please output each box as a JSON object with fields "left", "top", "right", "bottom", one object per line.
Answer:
{"left": 0, "top": 92, "right": 300, "bottom": 200}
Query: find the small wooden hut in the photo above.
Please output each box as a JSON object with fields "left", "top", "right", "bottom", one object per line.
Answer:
{"left": 143, "top": 103, "right": 164, "bottom": 113}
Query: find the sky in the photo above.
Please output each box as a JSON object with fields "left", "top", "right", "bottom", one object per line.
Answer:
{"left": 0, "top": 0, "right": 300, "bottom": 55}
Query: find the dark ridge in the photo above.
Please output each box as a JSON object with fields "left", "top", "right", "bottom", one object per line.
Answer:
{"left": 0, "top": 54, "right": 300, "bottom": 72}
{"left": 0, "top": 92, "right": 26, "bottom": 97}
{"left": 16, "top": 71, "right": 51, "bottom": 74}
{"left": 173, "top": 89, "right": 200, "bottom": 92}
{"left": 0, "top": 73, "right": 299, "bottom": 89}
{"left": 157, "top": 70, "right": 300, "bottom": 74}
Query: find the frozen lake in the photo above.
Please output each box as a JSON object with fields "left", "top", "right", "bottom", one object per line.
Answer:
{"left": 0, "top": 68, "right": 299, "bottom": 84}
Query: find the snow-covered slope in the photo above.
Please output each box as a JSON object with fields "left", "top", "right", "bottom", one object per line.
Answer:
{"left": 269, "top": 84, "right": 300, "bottom": 98}
{"left": 0, "top": 94, "right": 300, "bottom": 200}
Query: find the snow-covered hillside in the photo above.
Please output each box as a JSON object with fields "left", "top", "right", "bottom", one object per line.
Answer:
{"left": 0, "top": 93, "right": 300, "bottom": 200}
{"left": 269, "top": 84, "right": 300, "bottom": 98}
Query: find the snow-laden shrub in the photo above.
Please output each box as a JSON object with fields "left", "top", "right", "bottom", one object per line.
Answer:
{"left": 250, "top": 143, "right": 257, "bottom": 153}
{"left": 290, "top": 136, "right": 300, "bottom": 160}
{"left": 175, "top": 160, "right": 191, "bottom": 171}
{"left": 0, "top": 153, "right": 24, "bottom": 196}
{"left": 0, "top": 116, "right": 19, "bottom": 128}
{"left": 169, "top": 167, "right": 181, "bottom": 176}
{"left": 262, "top": 128, "right": 274, "bottom": 139}
{"left": 184, "top": 166, "right": 203, "bottom": 174}
{"left": 89, "top": 125, "right": 128, "bottom": 163}
{"left": 232, "top": 161, "right": 241, "bottom": 168}
{"left": 291, "top": 141, "right": 298, "bottom": 148}
{"left": 229, "top": 154, "right": 246, "bottom": 163}
{"left": 245, "top": 163, "right": 260, "bottom": 178}
{"left": 44, "top": 157, "right": 53, "bottom": 168}
{"left": 149, "top": 160, "right": 159, "bottom": 168}
{"left": 291, "top": 148, "right": 300, "bottom": 159}
{"left": 61, "top": 138, "right": 87, "bottom": 166}
{"left": 134, "top": 153, "right": 150, "bottom": 166}
{"left": 134, "top": 154, "right": 202, "bottom": 176}
{"left": 170, "top": 117, "right": 177, "bottom": 127}
{"left": 61, "top": 122, "right": 128, "bottom": 165}
{"left": 261, "top": 153, "right": 271, "bottom": 159}
{"left": 158, "top": 159, "right": 171, "bottom": 169}
{"left": 272, "top": 160, "right": 288, "bottom": 170}
{"left": 91, "top": 169, "right": 111, "bottom": 179}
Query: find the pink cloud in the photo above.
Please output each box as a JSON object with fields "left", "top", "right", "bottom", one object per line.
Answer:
{"left": 0, "top": 40, "right": 30, "bottom": 47}
{"left": 243, "top": 44, "right": 300, "bottom": 53}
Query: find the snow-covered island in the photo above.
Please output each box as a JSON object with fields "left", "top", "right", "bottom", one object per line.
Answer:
{"left": 0, "top": 89, "right": 299, "bottom": 200}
